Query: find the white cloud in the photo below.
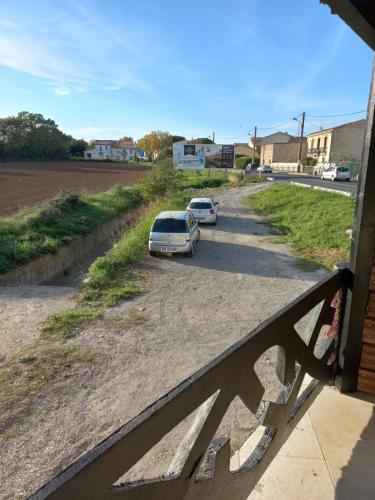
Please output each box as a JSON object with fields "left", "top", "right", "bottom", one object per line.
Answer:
{"left": 0, "top": 1, "right": 159, "bottom": 96}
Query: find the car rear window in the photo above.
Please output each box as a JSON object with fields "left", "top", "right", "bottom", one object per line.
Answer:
{"left": 152, "top": 218, "right": 187, "bottom": 233}
{"left": 338, "top": 167, "right": 349, "bottom": 172}
{"left": 189, "top": 202, "right": 212, "bottom": 209}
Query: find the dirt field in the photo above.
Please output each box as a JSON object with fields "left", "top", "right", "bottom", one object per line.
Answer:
{"left": 0, "top": 161, "right": 150, "bottom": 217}
{"left": 0, "top": 184, "right": 328, "bottom": 498}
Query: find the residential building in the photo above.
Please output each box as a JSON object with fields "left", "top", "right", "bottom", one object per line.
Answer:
{"left": 234, "top": 143, "right": 253, "bottom": 157}
{"left": 307, "top": 119, "right": 366, "bottom": 164}
{"left": 84, "top": 140, "right": 145, "bottom": 161}
{"left": 260, "top": 132, "right": 307, "bottom": 164}
{"left": 248, "top": 136, "right": 263, "bottom": 156}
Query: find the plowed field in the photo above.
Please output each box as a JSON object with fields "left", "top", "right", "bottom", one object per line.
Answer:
{"left": 0, "top": 161, "right": 150, "bottom": 217}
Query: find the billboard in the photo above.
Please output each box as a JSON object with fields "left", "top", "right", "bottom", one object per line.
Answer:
{"left": 173, "top": 142, "right": 234, "bottom": 170}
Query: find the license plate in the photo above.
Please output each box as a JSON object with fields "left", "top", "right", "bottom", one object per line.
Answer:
{"left": 161, "top": 247, "right": 177, "bottom": 252}
{"left": 197, "top": 217, "right": 205, "bottom": 220}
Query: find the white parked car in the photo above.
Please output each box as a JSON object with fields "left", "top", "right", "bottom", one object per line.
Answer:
{"left": 257, "top": 164, "right": 273, "bottom": 174}
{"left": 321, "top": 166, "right": 351, "bottom": 182}
{"left": 187, "top": 197, "right": 218, "bottom": 225}
{"left": 149, "top": 211, "right": 200, "bottom": 257}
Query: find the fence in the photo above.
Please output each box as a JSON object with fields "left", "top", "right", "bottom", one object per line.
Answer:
{"left": 30, "top": 268, "right": 350, "bottom": 500}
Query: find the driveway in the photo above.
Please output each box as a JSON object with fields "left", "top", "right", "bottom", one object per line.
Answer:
{"left": 1, "top": 183, "right": 328, "bottom": 498}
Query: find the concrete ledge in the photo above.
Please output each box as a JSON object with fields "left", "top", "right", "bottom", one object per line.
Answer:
{"left": 0, "top": 205, "right": 144, "bottom": 286}
{"left": 290, "top": 181, "right": 354, "bottom": 197}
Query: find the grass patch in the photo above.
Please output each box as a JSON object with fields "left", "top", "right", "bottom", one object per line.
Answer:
{"left": 248, "top": 184, "right": 355, "bottom": 269}
{"left": 81, "top": 193, "right": 187, "bottom": 306}
{"left": 0, "top": 343, "right": 93, "bottom": 435}
{"left": 40, "top": 307, "right": 101, "bottom": 339}
{"left": 0, "top": 186, "right": 142, "bottom": 274}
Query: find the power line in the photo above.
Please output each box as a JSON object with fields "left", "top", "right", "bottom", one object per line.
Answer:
{"left": 257, "top": 120, "right": 296, "bottom": 131}
{"left": 307, "top": 110, "right": 366, "bottom": 118}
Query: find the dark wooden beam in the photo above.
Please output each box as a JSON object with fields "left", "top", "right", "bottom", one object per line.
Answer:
{"left": 338, "top": 58, "right": 375, "bottom": 392}
{"left": 321, "top": 0, "right": 375, "bottom": 50}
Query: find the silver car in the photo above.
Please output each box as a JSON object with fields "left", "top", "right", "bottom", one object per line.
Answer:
{"left": 149, "top": 211, "right": 200, "bottom": 257}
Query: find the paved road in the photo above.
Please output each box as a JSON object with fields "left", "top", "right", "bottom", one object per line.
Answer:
{"left": 270, "top": 173, "right": 358, "bottom": 195}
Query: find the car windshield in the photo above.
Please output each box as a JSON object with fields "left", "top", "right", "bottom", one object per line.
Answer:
{"left": 152, "top": 218, "right": 187, "bottom": 233}
{"left": 189, "top": 202, "right": 212, "bottom": 209}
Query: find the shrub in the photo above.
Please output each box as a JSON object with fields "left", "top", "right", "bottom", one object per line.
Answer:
{"left": 138, "top": 159, "right": 180, "bottom": 200}
{"left": 235, "top": 156, "right": 252, "bottom": 169}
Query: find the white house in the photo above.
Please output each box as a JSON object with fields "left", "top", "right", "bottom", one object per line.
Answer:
{"left": 84, "top": 140, "right": 145, "bottom": 161}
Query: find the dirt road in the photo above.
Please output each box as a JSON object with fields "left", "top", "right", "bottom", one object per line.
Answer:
{"left": 0, "top": 161, "right": 150, "bottom": 217}
{"left": 0, "top": 184, "right": 328, "bottom": 497}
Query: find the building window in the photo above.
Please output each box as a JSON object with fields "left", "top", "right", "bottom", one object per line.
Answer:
{"left": 317, "top": 138, "right": 321, "bottom": 149}
{"left": 311, "top": 139, "right": 315, "bottom": 149}
{"left": 323, "top": 137, "right": 328, "bottom": 150}
{"left": 99, "top": 146, "right": 102, "bottom": 151}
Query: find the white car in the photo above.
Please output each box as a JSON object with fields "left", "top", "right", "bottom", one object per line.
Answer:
{"left": 257, "top": 164, "right": 273, "bottom": 174}
{"left": 187, "top": 197, "right": 218, "bottom": 225}
{"left": 321, "top": 166, "right": 351, "bottom": 182}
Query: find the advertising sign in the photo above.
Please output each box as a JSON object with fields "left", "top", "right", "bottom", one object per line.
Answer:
{"left": 173, "top": 142, "right": 234, "bottom": 170}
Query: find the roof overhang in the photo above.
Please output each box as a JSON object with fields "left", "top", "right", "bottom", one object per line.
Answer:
{"left": 321, "top": 0, "right": 375, "bottom": 50}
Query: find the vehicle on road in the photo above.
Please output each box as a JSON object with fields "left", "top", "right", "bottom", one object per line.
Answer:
{"left": 257, "top": 164, "right": 273, "bottom": 174}
{"left": 187, "top": 197, "right": 218, "bottom": 225}
{"left": 149, "top": 211, "right": 200, "bottom": 257}
{"left": 245, "top": 163, "right": 259, "bottom": 172}
{"left": 321, "top": 166, "right": 351, "bottom": 182}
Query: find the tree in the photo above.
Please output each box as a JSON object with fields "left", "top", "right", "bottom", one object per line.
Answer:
{"left": 193, "top": 137, "right": 214, "bottom": 144}
{"left": 118, "top": 136, "right": 134, "bottom": 143}
{"left": 0, "top": 111, "right": 72, "bottom": 160}
{"left": 172, "top": 135, "right": 186, "bottom": 143}
{"left": 137, "top": 131, "right": 172, "bottom": 161}
{"left": 69, "top": 137, "right": 88, "bottom": 157}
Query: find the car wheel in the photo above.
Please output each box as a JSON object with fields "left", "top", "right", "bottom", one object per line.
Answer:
{"left": 187, "top": 245, "right": 194, "bottom": 257}
{"left": 346, "top": 178, "right": 350, "bottom": 182}
{"left": 212, "top": 220, "right": 217, "bottom": 226}
{"left": 149, "top": 251, "right": 157, "bottom": 257}
{"left": 197, "top": 229, "right": 201, "bottom": 241}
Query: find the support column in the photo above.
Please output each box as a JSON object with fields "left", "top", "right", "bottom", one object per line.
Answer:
{"left": 338, "top": 58, "right": 375, "bottom": 393}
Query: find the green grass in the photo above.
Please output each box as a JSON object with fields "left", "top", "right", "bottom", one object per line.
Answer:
{"left": 81, "top": 193, "right": 188, "bottom": 306}
{"left": 40, "top": 307, "right": 101, "bottom": 339}
{"left": 0, "top": 186, "right": 142, "bottom": 274}
{"left": 248, "top": 184, "right": 355, "bottom": 269}
{"left": 0, "top": 343, "right": 93, "bottom": 435}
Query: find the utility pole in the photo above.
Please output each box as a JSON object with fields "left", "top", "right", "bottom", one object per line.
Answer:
{"left": 252, "top": 126, "right": 257, "bottom": 163}
{"left": 212, "top": 132, "right": 215, "bottom": 144}
{"left": 297, "top": 111, "right": 305, "bottom": 173}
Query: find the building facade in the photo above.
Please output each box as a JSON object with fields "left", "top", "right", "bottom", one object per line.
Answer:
{"left": 84, "top": 140, "right": 145, "bottom": 161}
{"left": 307, "top": 119, "right": 366, "bottom": 164}
{"left": 260, "top": 133, "right": 306, "bottom": 164}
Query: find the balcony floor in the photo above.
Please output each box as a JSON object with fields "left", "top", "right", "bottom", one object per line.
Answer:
{"left": 233, "top": 382, "right": 375, "bottom": 499}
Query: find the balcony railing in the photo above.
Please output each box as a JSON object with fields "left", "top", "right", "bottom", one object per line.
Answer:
{"left": 307, "top": 147, "right": 327, "bottom": 154}
{"left": 30, "top": 268, "right": 350, "bottom": 500}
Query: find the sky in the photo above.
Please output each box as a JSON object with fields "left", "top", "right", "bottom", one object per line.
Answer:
{"left": 0, "top": 0, "right": 373, "bottom": 143}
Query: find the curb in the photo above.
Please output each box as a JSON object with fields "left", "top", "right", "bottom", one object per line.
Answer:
{"left": 290, "top": 181, "right": 354, "bottom": 197}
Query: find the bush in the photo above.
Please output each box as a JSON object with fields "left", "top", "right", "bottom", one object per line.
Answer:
{"left": 138, "top": 160, "right": 180, "bottom": 200}
{"left": 235, "top": 156, "right": 252, "bottom": 169}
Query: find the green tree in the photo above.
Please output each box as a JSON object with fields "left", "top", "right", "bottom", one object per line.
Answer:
{"left": 118, "top": 136, "right": 134, "bottom": 143}
{"left": 172, "top": 135, "right": 186, "bottom": 143}
{"left": 69, "top": 138, "right": 88, "bottom": 157}
{"left": 193, "top": 137, "right": 214, "bottom": 144}
{"left": 0, "top": 111, "right": 72, "bottom": 160}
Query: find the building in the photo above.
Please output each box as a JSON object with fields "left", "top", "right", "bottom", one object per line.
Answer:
{"left": 84, "top": 140, "right": 145, "bottom": 161}
{"left": 248, "top": 136, "right": 263, "bottom": 156}
{"left": 260, "top": 132, "right": 307, "bottom": 164}
{"left": 234, "top": 143, "right": 253, "bottom": 157}
{"left": 307, "top": 119, "right": 366, "bottom": 164}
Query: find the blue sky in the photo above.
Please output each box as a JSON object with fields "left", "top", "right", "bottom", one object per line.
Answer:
{"left": 0, "top": 0, "right": 373, "bottom": 142}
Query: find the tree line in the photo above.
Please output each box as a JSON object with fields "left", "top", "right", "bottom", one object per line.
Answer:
{"left": 0, "top": 111, "right": 87, "bottom": 160}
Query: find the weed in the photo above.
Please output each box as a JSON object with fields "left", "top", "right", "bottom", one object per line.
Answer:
{"left": 0, "top": 344, "right": 93, "bottom": 434}
{"left": 40, "top": 308, "right": 101, "bottom": 339}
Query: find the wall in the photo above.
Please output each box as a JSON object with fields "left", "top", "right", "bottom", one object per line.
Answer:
{"left": 0, "top": 206, "right": 144, "bottom": 286}
{"left": 261, "top": 144, "right": 274, "bottom": 164}
{"left": 273, "top": 142, "right": 306, "bottom": 163}
{"left": 330, "top": 120, "right": 366, "bottom": 162}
